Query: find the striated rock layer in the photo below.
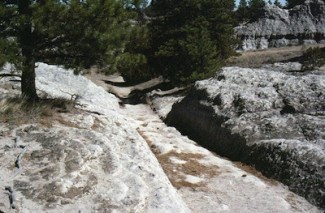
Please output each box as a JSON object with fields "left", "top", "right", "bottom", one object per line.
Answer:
{"left": 166, "top": 66, "right": 325, "bottom": 209}
{"left": 235, "top": 0, "right": 325, "bottom": 51}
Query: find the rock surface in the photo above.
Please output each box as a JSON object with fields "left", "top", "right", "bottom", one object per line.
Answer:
{"left": 0, "top": 63, "right": 189, "bottom": 213}
{"left": 235, "top": 0, "right": 325, "bottom": 51}
{"left": 1, "top": 63, "right": 323, "bottom": 212}
{"left": 122, "top": 104, "right": 321, "bottom": 213}
{"left": 166, "top": 66, "right": 325, "bottom": 209}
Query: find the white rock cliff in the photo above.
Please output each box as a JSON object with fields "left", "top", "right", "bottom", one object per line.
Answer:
{"left": 235, "top": 0, "right": 325, "bottom": 50}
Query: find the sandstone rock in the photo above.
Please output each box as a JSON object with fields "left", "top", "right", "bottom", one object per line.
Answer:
{"left": 0, "top": 63, "right": 190, "bottom": 213}
{"left": 124, "top": 104, "right": 321, "bottom": 213}
{"left": 166, "top": 66, "right": 325, "bottom": 209}
{"left": 236, "top": 0, "right": 325, "bottom": 50}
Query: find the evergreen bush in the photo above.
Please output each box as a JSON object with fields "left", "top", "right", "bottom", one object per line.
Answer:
{"left": 147, "top": 0, "right": 236, "bottom": 84}
{"left": 302, "top": 47, "right": 325, "bottom": 71}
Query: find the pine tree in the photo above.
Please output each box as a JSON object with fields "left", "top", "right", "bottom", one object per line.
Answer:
{"left": 274, "top": 0, "right": 282, "bottom": 7}
{"left": 248, "top": 0, "right": 266, "bottom": 21}
{"left": 148, "top": 0, "right": 236, "bottom": 84}
{"left": 237, "top": 0, "right": 249, "bottom": 22}
{"left": 0, "top": 0, "right": 128, "bottom": 101}
{"left": 112, "top": 25, "right": 151, "bottom": 83}
{"left": 286, "top": 0, "right": 305, "bottom": 8}
{"left": 107, "top": 0, "right": 152, "bottom": 83}
{"left": 180, "top": 18, "right": 221, "bottom": 82}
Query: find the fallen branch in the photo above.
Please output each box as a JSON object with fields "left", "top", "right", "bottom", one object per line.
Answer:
{"left": 84, "top": 110, "right": 103, "bottom": 115}
{"left": 4, "top": 186, "right": 16, "bottom": 209}
{"left": 0, "top": 73, "right": 21, "bottom": 79}
{"left": 59, "top": 90, "right": 83, "bottom": 106}
{"left": 14, "top": 136, "right": 22, "bottom": 148}
{"left": 15, "top": 145, "right": 28, "bottom": 169}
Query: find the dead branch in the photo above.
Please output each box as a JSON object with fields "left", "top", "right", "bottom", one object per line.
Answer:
{"left": 4, "top": 186, "right": 16, "bottom": 209}
{"left": 0, "top": 74, "right": 21, "bottom": 79}
{"left": 15, "top": 145, "right": 28, "bottom": 169}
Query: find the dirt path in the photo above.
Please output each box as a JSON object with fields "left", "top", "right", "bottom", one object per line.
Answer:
{"left": 120, "top": 104, "right": 321, "bottom": 213}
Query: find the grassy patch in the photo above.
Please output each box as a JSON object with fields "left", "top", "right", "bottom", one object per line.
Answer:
{"left": 138, "top": 130, "right": 220, "bottom": 189}
{"left": 225, "top": 45, "right": 325, "bottom": 68}
{"left": 158, "top": 151, "right": 220, "bottom": 189}
{"left": 0, "top": 97, "right": 78, "bottom": 127}
{"left": 233, "top": 161, "right": 279, "bottom": 186}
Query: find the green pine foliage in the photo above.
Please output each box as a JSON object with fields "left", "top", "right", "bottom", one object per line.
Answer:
{"left": 0, "top": 0, "right": 130, "bottom": 100}
{"left": 113, "top": 52, "right": 149, "bottom": 82}
{"left": 248, "top": 0, "right": 266, "bottom": 21}
{"left": 286, "top": 0, "right": 305, "bottom": 8}
{"left": 109, "top": 0, "right": 153, "bottom": 83}
{"left": 112, "top": 25, "right": 151, "bottom": 83}
{"left": 148, "top": 0, "right": 236, "bottom": 84}
{"left": 0, "top": 1, "right": 22, "bottom": 68}
{"left": 236, "top": 0, "right": 266, "bottom": 23}
{"left": 302, "top": 47, "right": 325, "bottom": 71}
{"left": 33, "top": 0, "right": 128, "bottom": 68}
{"left": 0, "top": 38, "right": 20, "bottom": 68}
{"left": 237, "top": 0, "right": 249, "bottom": 22}
{"left": 274, "top": 0, "right": 282, "bottom": 7}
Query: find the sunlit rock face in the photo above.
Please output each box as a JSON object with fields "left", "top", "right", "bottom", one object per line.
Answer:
{"left": 0, "top": 63, "right": 190, "bottom": 213}
{"left": 166, "top": 65, "right": 325, "bottom": 209}
{"left": 235, "top": 0, "right": 325, "bottom": 51}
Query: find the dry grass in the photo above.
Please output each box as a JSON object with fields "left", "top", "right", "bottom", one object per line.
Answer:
{"left": 138, "top": 130, "right": 220, "bottom": 189}
{"left": 91, "top": 117, "right": 104, "bottom": 130}
{"left": 233, "top": 161, "right": 279, "bottom": 186}
{"left": 285, "top": 192, "right": 302, "bottom": 211}
{"left": 0, "top": 82, "right": 14, "bottom": 91}
{"left": 53, "top": 114, "right": 81, "bottom": 129}
{"left": 226, "top": 44, "right": 325, "bottom": 68}
{"left": 158, "top": 151, "right": 220, "bottom": 188}
{"left": 0, "top": 97, "right": 79, "bottom": 128}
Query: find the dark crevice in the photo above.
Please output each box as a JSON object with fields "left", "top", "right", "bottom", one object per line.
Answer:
{"left": 165, "top": 89, "right": 250, "bottom": 161}
{"left": 165, "top": 89, "right": 325, "bottom": 209}
{"left": 240, "top": 33, "right": 325, "bottom": 42}
{"left": 280, "top": 104, "right": 296, "bottom": 114}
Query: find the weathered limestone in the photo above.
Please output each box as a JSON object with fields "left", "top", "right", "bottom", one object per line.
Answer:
{"left": 236, "top": 0, "right": 325, "bottom": 50}
{"left": 166, "top": 66, "right": 325, "bottom": 209}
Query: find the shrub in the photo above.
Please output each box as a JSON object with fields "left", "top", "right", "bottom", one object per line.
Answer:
{"left": 148, "top": 0, "right": 236, "bottom": 84}
{"left": 302, "top": 47, "right": 325, "bottom": 71}
{"left": 0, "top": 97, "right": 77, "bottom": 127}
{"left": 114, "top": 52, "right": 151, "bottom": 83}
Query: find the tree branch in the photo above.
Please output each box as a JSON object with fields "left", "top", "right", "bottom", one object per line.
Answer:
{"left": 0, "top": 74, "right": 21, "bottom": 79}
{"left": 4, "top": 186, "right": 16, "bottom": 209}
{"left": 4, "top": 0, "right": 18, "bottom": 5}
{"left": 35, "top": 35, "right": 67, "bottom": 51}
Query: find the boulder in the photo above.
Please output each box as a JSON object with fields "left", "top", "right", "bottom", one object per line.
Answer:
{"left": 166, "top": 66, "right": 325, "bottom": 209}
{"left": 236, "top": 0, "right": 325, "bottom": 50}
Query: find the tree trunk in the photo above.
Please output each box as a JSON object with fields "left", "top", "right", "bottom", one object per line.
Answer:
{"left": 18, "top": 0, "right": 38, "bottom": 101}
{"left": 21, "top": 56, "right": 37, "bottom": 101}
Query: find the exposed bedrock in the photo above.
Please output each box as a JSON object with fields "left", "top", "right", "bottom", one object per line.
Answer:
{"left": 166, "top": 66, "right": 325, "bottom": 209}
{"left": 235, "top": 0, "right": 325, "bottom": 50}
{"left": 0, "top": 63, "right": 190, "bottom": 213}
